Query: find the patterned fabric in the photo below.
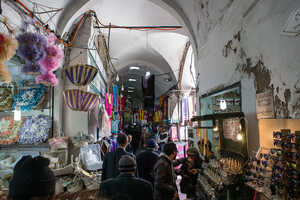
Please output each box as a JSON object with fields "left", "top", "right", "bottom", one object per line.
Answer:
{"left": 64, "top": 64, "right": 98, "bottom": 86}
{"left": 12, "top": 84, "right": 45, "bottom": 111}
{"left": 63, "top": 89, "right": 99, "bottom": 112}
{"left": 0, "top": 116, "right": 24, "bottom": 144}
{"left": 19, "top": 115, "right": 51, "bottom": 144}
{"left": 0, "top": 88, "right": 13, "bottom": 111}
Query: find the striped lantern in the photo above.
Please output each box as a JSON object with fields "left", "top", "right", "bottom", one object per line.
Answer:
{"left": 63, "top": 89, "right": 99, "bottom": 112}
{"left": 65, "top": 64, "right": 98, "bottom": 86}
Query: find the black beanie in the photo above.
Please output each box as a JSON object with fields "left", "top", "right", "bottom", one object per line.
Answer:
{"left": 118, "top": 155, "right": 136, "bottom": 172}
{"left": 9, "top": 156, "right": 56, "bottom": 198}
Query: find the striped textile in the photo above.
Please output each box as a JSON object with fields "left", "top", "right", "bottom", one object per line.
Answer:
{"left": 65, "top": 64, "right": 98, "bottom": 86}
{"left": 63, "top": 89, "right": 99, "bottom": 112}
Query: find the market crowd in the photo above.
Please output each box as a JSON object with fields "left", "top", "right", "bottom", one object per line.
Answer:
{"left": 7, "top": 132, "right": 204, "bottom": 200}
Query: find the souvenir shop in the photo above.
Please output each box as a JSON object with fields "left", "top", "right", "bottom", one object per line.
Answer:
{"left": 189, "top": 82, "right": 300, "bottom": 200}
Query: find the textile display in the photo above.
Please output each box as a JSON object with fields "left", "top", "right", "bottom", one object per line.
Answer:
{"left": 19, "top": 115, "right": 51, "bottom": 144}
{"left": 80, "top": 144, "right": 102, "bottom": 171}
{"left": 64, "top": 64, "right": 98, "bottom": 86}
{"left": 183, "top": 97, "right": 189, "bottom": 121}
{"left": 0, "top": 88, "right": 13, "bottom": 111}
{"left": 112, "top": 85, "right": 118, "bottom": 108}
{"left": 171, "top": 126, "right": 178, "bottom": 142}
{"left": 63, "top": 89, "right": 99, "bottom": 112}
{"left": 0, "top": 116, "right": 24, "bottom": 144}
{"left": 105, "top": 93, "right": 113, "bottom": 116}
{"left": 12, "top": 84, "right": 45, "bottom": 111}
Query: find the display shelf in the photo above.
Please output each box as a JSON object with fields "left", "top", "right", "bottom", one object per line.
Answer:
{"left": 0, "top": 143, "right": 50, "bottom": 152}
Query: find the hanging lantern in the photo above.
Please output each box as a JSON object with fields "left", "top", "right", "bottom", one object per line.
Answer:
{"left": 64, "top": 64, "right": 98, "bottom": 86}
{"left": 63, "top": 89, "right": 99, "bottom": 112}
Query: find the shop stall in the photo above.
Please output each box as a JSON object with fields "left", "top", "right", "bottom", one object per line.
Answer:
{"left": 191, "top": 82, "right": 251, "bottom": 200}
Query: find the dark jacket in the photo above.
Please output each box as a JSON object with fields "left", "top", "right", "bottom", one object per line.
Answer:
{"left": 153, "top": 154, "right": 177, "bottom": 200}
{"left": 101, "top": 148, "right": 135, "bottom": 181}
{"left": 136, "top": 149, "right": 159, "bottom": 185}
{"left": 99, "top": 173, "right": 153, "bottom": 200}
{"left": 126, "top": 143, "right": 133, "bottom": 153}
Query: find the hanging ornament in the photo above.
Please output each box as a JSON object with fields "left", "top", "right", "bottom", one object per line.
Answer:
{"left": 16, "top": 31, "right": 47, "bottom": 75}
{"left": 36, "top": 33, "right": 64, "bottom": 86}
{"left": 64, "top": 64, "right": 98, "bottom": 86}
{"left": 63, "top": 89, "right": 99, "bottom": 112}
{"left": 0, "top": 33, "right": 18, "bottom": 83}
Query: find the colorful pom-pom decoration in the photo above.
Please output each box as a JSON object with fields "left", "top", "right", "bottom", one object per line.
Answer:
{"left": 16, "top": 32, "right": 47, "bottom": 75}
{"left": 36, "top": 33, "right": 64, "bottom": 86}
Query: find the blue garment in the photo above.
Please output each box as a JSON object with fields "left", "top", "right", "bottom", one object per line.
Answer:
{"left": 113, "top": 85, "right": 118, "bottom": 108}
{"left": 111, "top": 120, "right": 119, "bottom": 134}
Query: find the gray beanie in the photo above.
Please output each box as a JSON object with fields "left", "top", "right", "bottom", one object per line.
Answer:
{"left": 118, "top": 155, "right": 136, "bottom": 172}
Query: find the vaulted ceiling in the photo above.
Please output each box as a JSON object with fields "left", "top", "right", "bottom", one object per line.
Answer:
{"left": 4, "top": 0, "right": 197, "bottom": 101}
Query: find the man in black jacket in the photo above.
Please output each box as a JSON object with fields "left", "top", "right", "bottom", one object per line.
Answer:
{"left": 101, "top": 133, "right": 135, "bottom": 181}
{"left": 136, "top": 139, "right": 159, "bottom": 186}
{"left": 99, "top": 155, "right": 153, "bottom": 200}
{"left": 153, "top": 142, "right": 179, "bottom": 200}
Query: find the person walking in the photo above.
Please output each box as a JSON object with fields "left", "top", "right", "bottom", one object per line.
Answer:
{"left": 153, "top": 142, "right": 179, "bottom": 200}
{"left": 136, "top": 139, "right": 159, "bottom": 186}
{"left": 177, "top": 147, "right": 202, "bottom": 200}
{"left": 101, "top": 133, "right": 135, "bottom": 181}
{"left": 9, "top": 156, "right": 56, "bottom": 200}
{"left": 99, "top": 155, "right": 153, "bottom": 200}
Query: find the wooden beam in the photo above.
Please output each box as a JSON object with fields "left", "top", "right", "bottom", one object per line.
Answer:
{"left": 178, "top": 41, "right": 190, "bottom": 90}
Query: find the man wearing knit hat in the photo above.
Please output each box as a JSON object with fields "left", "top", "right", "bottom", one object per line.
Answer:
{"left": 99, "top": 155, "right": 153, "bottom": 200}
{"left": 136, "top": 139, "right": 159, "bottom": 186}
{"left": 9, "top": 155, "right": 56, "bottom": 200}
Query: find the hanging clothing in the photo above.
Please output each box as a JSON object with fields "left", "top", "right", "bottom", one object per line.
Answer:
{"left": 105, "top": 93, "right": 113, "bottom": 116}
{"left": 113, "top": 85, "right": 118, "bottom": 109}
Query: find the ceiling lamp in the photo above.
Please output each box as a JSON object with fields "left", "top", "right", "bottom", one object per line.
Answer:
{"left": 129, "top": 66, "right": 140, "bottom": 70}
{"left": 116, "top": 74, "right": 119, "bottom": 82}
{"left": 129, "top": 78, "right": 137, "bottom": 82}
{"left": 121, "top": 84, "right": 124, "bottom": 91}
{"left": 145, "top": 71, "right": 151, "bottom": 77}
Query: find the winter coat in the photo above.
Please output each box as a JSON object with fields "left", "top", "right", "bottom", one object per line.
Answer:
{"left": 136, "top": 149, "right": 159, "bottom": 186}
{"left": 99, "top": 173, "right": 153, "bottom": 200}
{"left": 101, "top": 148, "right": 135, "bottom": 181}
{"left": 153, "top": 154, "right": 177, "bottom": 200}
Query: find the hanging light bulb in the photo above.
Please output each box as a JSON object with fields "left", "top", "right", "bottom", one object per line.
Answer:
{"left": 116, "top": 74, "right": 119, "bottom": 82}
{"left": 14, "top": 106, "right": 21, "bottom": 121}
{"left": 220, "top": 99, "right": 227, "bottom": 110}
{"left": 213, "top": 120, "right": 218, "bottom": 132}
{"left": 121, "top": 84, "right": 124, "bottom": 91}
{"left": 237, "top": 133, "right": 243, "bottom": 141}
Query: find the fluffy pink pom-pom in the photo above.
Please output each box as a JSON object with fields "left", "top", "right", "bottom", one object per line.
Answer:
{"left": 36, "top": 72, "right": 58, "bottom": 86}
{"left": 48, "top": 33, "right": 57, "bottom": 45}
{"left": 40, "top": 45, "right": 64, "bottom": 71}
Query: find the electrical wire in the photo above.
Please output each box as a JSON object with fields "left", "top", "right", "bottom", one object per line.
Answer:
{"left": 14, "top": 0, "right": 182, "bottom": 48}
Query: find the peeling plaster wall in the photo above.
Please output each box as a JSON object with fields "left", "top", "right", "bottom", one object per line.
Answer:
{"left": 178, "top": 0, "right": 300, "bottom": 153}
